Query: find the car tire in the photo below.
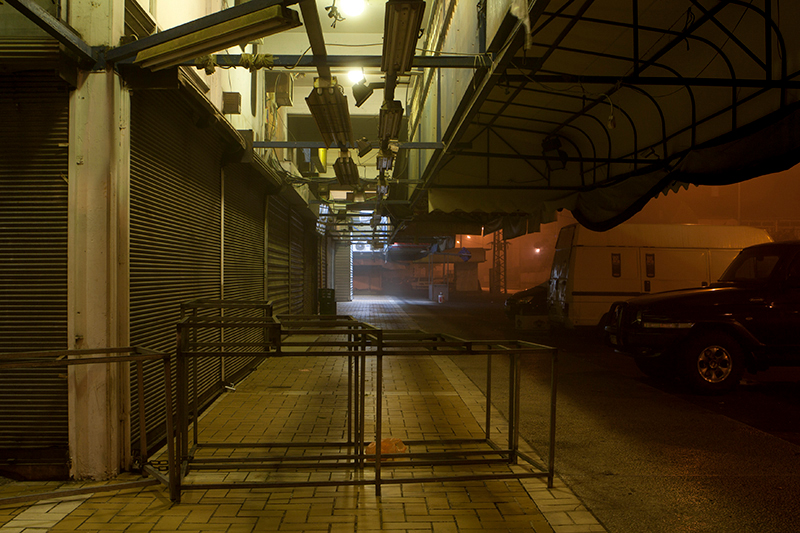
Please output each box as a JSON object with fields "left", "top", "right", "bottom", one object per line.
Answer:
{"left": 681, "top": 332, "right": 745, "bottom": 394}
{"left": 634, "top": 355, "right": 674, "bottom": 379}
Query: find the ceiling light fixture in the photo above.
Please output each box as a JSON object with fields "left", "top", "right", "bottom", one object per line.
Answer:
{"left": 377, "top": 175, "right": 389, "bottom": 195}
{"left": 357, "top": 137, "right": 373, "bottom": 158}
{"left": 376, "top": 149, "right": 394, "bottom": 171}
{"left": 378, "top": 100, "right": 404, "bottom": 140}
{"left": 341, "top": 0, "right": 366, "bottom": 17}
{"left": 542, "top": 137, "right": 568, "bottom": 171}
{"left": 306, "top": 78, "right": 355, "bottom": 148}
{"left": 382, "top": 0, "right": 426, "bottom": 74}
{"left": 333, "top": 150, "right": 360, "bottom": 187}
{"left": 134, "top": 5, "right": 301, "bottom": 71}
{"left": 348, "top": 69, "right": 365, "bottom": 83}
{"left": 352, "top": 78, "right": 374, "bottom": 107}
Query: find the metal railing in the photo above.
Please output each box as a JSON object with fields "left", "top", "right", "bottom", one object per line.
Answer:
{"left": 167, "top": 312, "right": 558, "bottom": 502}
{"left": 0, "top": 304, "right": 559, "bottom": 505}
{"left": 0, "top": 347, "right": 173, "bottom": 506}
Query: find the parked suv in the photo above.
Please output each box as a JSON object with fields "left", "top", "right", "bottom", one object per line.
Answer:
{"left": 604, "top": 241, "right": 800, "bottom": 393}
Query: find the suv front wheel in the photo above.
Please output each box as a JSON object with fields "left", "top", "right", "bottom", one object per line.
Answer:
{"left": 681, "top": 332, "right": 745, "bottom": 394}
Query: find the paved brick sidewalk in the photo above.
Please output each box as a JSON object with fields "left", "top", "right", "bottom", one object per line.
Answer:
{"left": 0, "top": 296, "right": 605, "bottom": 533}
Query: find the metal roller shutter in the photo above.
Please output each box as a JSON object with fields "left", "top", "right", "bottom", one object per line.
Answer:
{"left": 129, "top": 89, "right": 223, "bottom": 456}
{"left": 222, "top": 167, "right": 266, "bottom": 380}
{"left": 334, "top": 242, "right": 353, "bottom": 302}
{"left": 304, "top": 224, "right": 318, "bottom": 314}
{"left": 318, "top": 234, "right": 328, "bottom": 290}
{"left": 0, "top": 72, "right": 70, "bottom": 476}
{"left": 267, "top": 196, "right": 290, "bottom": 315}
{"left": 289, "top": 208, "right": 305, "bottom": 314}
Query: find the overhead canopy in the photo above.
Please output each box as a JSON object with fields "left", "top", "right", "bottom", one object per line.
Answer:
{"left": 417, "top": 0, "right": 800, "bottom": 236}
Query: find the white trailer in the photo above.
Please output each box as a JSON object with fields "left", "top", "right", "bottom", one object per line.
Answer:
{"left": 547, "top": 223, "right": 772, "bottom": 328}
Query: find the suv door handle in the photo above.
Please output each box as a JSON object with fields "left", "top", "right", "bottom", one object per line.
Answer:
{"left": 749, "top": 298, "right": 765, "bottom": 302}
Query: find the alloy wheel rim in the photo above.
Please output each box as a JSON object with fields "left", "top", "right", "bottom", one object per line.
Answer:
{"left": 697, "top": 345, "right": 732, "bottom": 383}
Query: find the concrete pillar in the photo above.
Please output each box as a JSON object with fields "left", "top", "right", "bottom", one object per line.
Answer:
{"left": 67, "top": 0, "right": 130, "bottom": 480}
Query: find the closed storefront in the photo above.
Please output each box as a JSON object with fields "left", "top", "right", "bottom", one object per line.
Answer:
{"left": 267, "top": 195, "right": 290, "bottom": 315}
{"left": 334, "top": 242, "right": 353, "bottom": 302}
{"left": 129, "top": 88, "right": 224, "bottom": 455}
{"left": 221, "top": 165, "right": 267, "bottom": 380}
{"left": 289, "top": 207, "right": 305, "bottom": 314}
{"left": 0, "top": 71, "right": 70, "bottom": 478}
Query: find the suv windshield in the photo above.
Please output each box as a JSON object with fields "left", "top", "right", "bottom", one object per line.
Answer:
{"left": 719, "top": 249, "right": 781, "bottom": 282}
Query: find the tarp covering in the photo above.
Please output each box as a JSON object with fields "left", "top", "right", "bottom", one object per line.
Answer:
{"left": 410, "top": 0, "right": 800, "bottom": 237}
{"left": 429, "top": 102, "right": 800, "bottom": 234}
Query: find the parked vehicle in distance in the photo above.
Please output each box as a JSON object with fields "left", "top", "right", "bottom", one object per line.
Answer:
{"left": 604, "top": 241, "right": 800, "bottom": 393}
{"left": 504, "top": 282, "right": 548, "bottom": 319}
{"left": 548, "top": 223, "right": 772, "bottom": 328}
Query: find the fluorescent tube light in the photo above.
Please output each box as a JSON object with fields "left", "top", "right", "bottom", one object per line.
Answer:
{"left": 134, "top": 5, "right": 301, "bottom": 71}
{"left": 382, "top": 0, "right": 425, "bottom": 74}
{"left": 378, "top": 100, "right": 404, "bottom": 140}
{"left": 306, "top": 78, "right": 355, "bottom": 148}
{"left": 333, "top": 150, "right": 360, "bottom": 186}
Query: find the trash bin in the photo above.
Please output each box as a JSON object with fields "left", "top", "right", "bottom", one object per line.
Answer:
{"left": 318, "top": 288, "right": 336, "bottom": 315}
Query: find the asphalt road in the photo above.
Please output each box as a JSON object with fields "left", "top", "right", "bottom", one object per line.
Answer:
{"left": 394, "top": 291, "right": 800, "bottom": 533}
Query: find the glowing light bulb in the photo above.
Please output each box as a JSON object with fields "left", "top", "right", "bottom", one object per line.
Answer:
{"left": 341, "top": 0, "right": 365, "bottom": 17}
{"left": 348, "top": 69, "right": 365, "bottom": 83}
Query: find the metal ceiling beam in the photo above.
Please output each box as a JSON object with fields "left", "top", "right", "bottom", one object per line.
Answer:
{"left": 299, "top": 0, "right": 331, "bottom": 81}
{"left": 199, "top": 54, "right": 491, "bottom": 69}
{"left": 537, "top": 2, "right": 728, "bottom": 140}
{"left": 105, "top": 0, "right": 289, "bottom": 63}
{"left": 5, "top": 0, "right": 97, "bottom": 66}
{"left": 256, "top": 141, "right": 444, "bottom": 149}
{"left": 446, "top": 151, "right": 658, "bottom": 165}
{"left": 408, "top": 0, "right": 552, "bottom": 205}
{"left": 471, "top": 118, "right": 599, "bottom": 183}
{"left": 526, "top": 0, "right": 596, "bottom": 73}
{"left": 503, "top": 74, "right": 800, "bottom": 89}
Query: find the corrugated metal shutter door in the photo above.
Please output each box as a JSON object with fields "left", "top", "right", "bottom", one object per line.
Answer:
{"left": 289, "top": 208, "right": 305, "bottom": 314}
{"left": 267, "top": 196, "right": 290, "bottom": 315}
{"left": 318, "top": 234, "right": 328, "bottom": 289}
{"left": 223, "top": 167, "right": 266, "bottom": 380}
{"left": 304, "top": 224, "right": 318, "bottom": 314}
{"left": 0, "top": 72, "right": 70, "bottom": 472}
{"left": 130, "top": 90, "right": 223, "bottom": 455}
{"left": 334, "top": 242, "right": 353, "bottom": 302}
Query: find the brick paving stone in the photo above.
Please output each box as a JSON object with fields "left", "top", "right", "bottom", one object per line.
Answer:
{"left": 0, "top": 296, "right": 608, "bottom": 533}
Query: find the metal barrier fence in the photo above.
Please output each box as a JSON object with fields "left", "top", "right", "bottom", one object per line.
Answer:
{"left": 168, "top": 312, "right": 558, "bottom": 502}
{"left": 0, "top": 304, "right": 558, "bottom": 506}
{"left": 0, "top": 347, "right": 173, "bottom": 506}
